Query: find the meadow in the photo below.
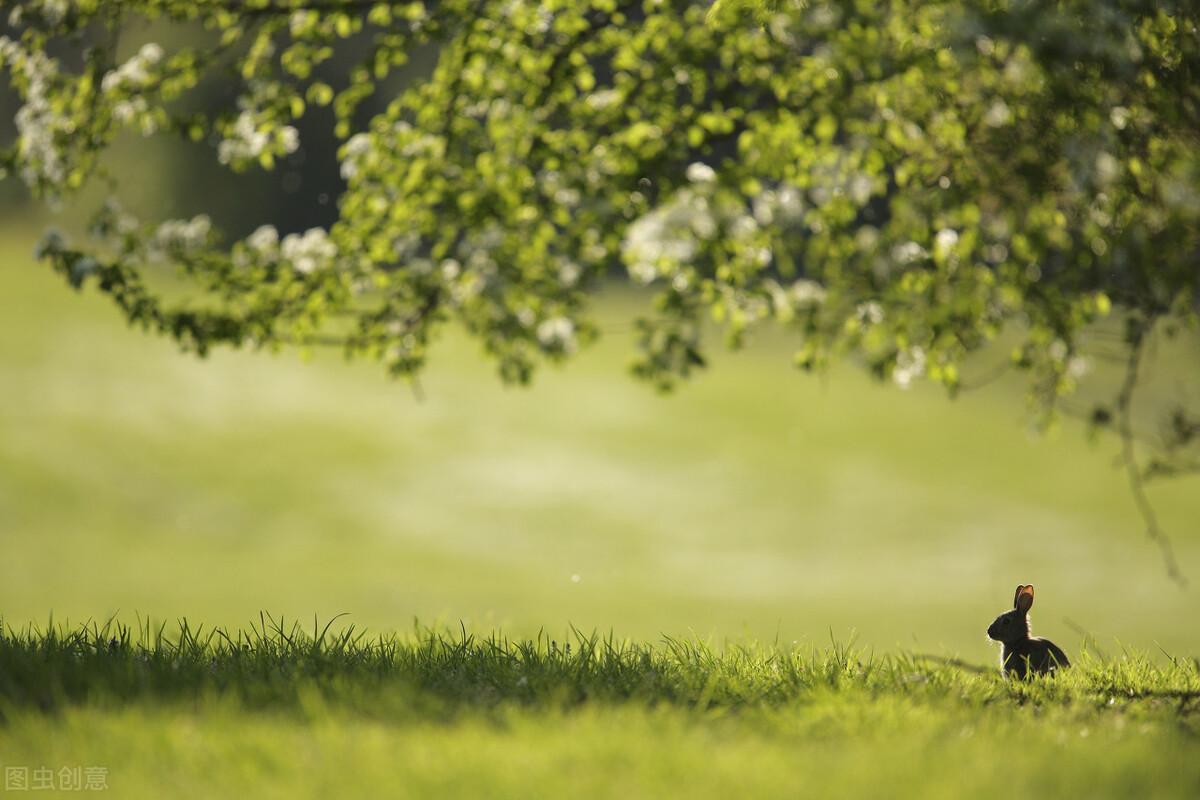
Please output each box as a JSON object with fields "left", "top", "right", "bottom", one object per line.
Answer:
{"left": 1, "top": 216, "right": 1198, "bottom": 797}
{"left": 1, "top": 619, "right": 1198, "bottom": 798}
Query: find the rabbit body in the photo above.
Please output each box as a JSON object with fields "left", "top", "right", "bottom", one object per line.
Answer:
{"left": 1000, "top": 636, "right": 1070, "bottom": 678}
{"left": 987, "top": 584, "right": 1070, "bottom": 678}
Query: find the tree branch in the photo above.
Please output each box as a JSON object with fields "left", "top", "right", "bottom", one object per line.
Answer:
{"left": 1116, "top": 317, "right": 1187, "bottom": 587}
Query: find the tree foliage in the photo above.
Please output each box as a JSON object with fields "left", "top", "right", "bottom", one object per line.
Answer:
{"left": 2, "top": 0, "right": 1198, "bottom": 571}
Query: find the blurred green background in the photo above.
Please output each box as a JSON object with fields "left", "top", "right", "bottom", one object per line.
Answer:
{"left": 1, "top": 210, "right": 1196, "bottom": 659}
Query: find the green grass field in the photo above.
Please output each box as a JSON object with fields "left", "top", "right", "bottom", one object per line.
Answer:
{"left": 1, "top": 216, "right": 1198, "bottom": 797}
{"left": 1, "top": 620, "right": 1198, "bottom": 798}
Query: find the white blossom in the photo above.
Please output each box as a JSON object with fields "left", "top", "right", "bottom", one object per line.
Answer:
{"left": 891, "top": 241, "right": 927, "bottom": 264}
{"left": 685, "top": 162, "right": 717, "bottom": 183}
{"left": 791, "top": 279, "right": 826, "bottom": 308}
{"left": 586, "top": 89, "right": 621, "bottom": 110}
{"left": 892, "top": 346, "right": 926, "bottom": 389}
{"left": 856, "top": 301, "right": 884, "bottom": 325}
{"left": 153, "top": 215, "right": 211, "bottom": 253}
{"left": 558, "top": 260, "right": 582, "bottom": 287}
{"left": 39, "top": 0, "right": 70, "bottom": 24}
{"left": 281, "top": 227, "right": 336, "bottom": 274}
{"left": 934, "top": 228, "right": 959, "bottom": 259}
{"left": 219, "top": 112, "right": 267, "bottom": 164}
{"left": 112, "top": 97, "right": 147, "bottom": 124}
{"left": 777, "top": 185, "right": 804, "bottom": 220}
{"left": 101, "top": 42, "right": 164, "bottom": 93}
{"left": 729, "top": 214, "right": 758, "bottom": 240}
{"left": 247, "top": 225, "right": 280, "bottom": 254}
{"left": 339, "top": 133, "right": 372, "bottom": 180}
{"left": 1094, "top": 152, "right": 1120, "bottom": 185}
{"left": 753, "top": 185, "right": 806, "bottom": 225}
{"left": 848, "top": 174, "right": 874, "bottom": 205}
{"left": 279, "top": 126, "right": 299, "bottom": 153}
{"left": 1, "top": 37, "right": 72, "bottom": 190}
{"left": 984, "top": 99, "right": 1012, "bottom": 127}
{"left": 536, "top": 316, "right": 577, "bottom": 352}
{"left": 553, "top": 187, "right": 581, "bottom": 208}
{"left": 752, "top": 192, "right": 776, "bottom": 226}
{"left": 290, "top": 10, "right": 316, "bottom": 35}
{"left": 218, "top": 110, "right": 299, "bottom": 165}
{"left": 622, "top": 191, "right": 704, "bottom": 283}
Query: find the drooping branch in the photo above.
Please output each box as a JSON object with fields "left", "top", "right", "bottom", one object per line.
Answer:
{"left": 1115, "top": 316, "right": 1187, "bottom": 587}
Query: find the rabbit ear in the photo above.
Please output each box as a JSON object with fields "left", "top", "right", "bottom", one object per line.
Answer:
{"left": 1012, "top": 585, "right": 1027, "bottom": 608}
{"left": 1015, "top": 585, "right": 1035, "bottom": 613}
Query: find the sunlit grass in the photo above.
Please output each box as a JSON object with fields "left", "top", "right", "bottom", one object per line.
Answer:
{"left": 0, "top": 619, "right": 1197, "bottom": 799}
{"left": 3, "top": 617, "right": 1197, "bottom": 714}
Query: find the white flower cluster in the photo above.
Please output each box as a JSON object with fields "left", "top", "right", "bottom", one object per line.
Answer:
{"left": 770, "top": 278, "right": 827, "bottom": 314}
{"left": 18, "top": 0, "right": 69, "bottom": 25}
{"left": 765, "top": 278, "right": 827, "bottom": 323}
{"left": 152, "top": 215, "right": 211, "bottom": 254}
{"left": 247, "top": 225, "right": 280, "bottom": 254}
{"left": 392, "top": 121, "right": 442, "bottom": 158}
{"left": 218, "top": 110, "right": 299, "bottom": 166}
{"left": 808, "top": 162, "right": 875, "bottom": 208}
{"left": 622, "top": 193, "right": 703, "bottom": 284}
{"left": 585, "top": 89, "right": 621, "bottom": 111}
{"left": 856, "top": 301, "right": 884, "bottom": 325}
{"left": 101, "top": 44, "right": 163, "bottom": 135}
{"left": 339, "top": 133, "right": 373, "bottom": 180}
{"left": 933, "top": 228, "right": 959, "bottom": 266}
{"left": 891, "top": 240, "right": 927, "bottom": 265}
{"left": 685, "top": 162, "right": 717, "bottom": 183}
{"left": 557, "top": 258, "right": 582, "bottom": 287}
{"left": 101, "top": 43, "right": 164, "bottom": 93}
{"left": 83, "top": 202, "right": 209, "bottom": 263}
{"left": 290, "top": 10, "right": 317, "bottom": 36}
{"left": 341, "top": 123, "right": 441, "bottom": 185}
{"left": 111, "top": 97, "right": 149, "bottom": 128}
{"left": 984, "top": 99, "right": 1012, "bottom": 128}
{"left": 239, "top": 225, "right": 338, "bottom": 274}
{"left": 1, "top": 36, "right": 70, "bottom": 190}
{"left": 282, "top": 228, "right": 337, "bottom": 274}
{"left": 623, "top": 176, "right": 776, "bottom": 286}
{"left": 217, "top": 83, "right": 298, "bottom": 167}
{"left": 538, "top": 169, "right": 582, "bottom": 210}
{"left": 892, "top": 346, "right": 926, "bottom": 389}
{"left": 536, "top": 316, "right": 577, "bottom": 353}
{"left": 751, "top": 185, "right": 804, "bottom": 226}
{"left": 91, "top": 197, "right": 141, "bottom": 243}
{"left": 431, "top": 226, "right": 504, "bottom": 305}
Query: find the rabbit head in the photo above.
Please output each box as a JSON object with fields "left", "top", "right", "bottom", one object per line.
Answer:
{"left": 987, "top": 584, "right": 1034, "bottom": 645}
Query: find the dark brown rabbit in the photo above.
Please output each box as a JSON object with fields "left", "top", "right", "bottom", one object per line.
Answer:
{"left": 986, "top": 584, "right": 1070, "bottom": 678}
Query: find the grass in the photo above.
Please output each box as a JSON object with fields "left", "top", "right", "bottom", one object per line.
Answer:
{"left": 1, "top": 213, "right": 1199, "bottom": 797}
{"left": 1, "top": 619, "right": 1198, "bottom": 798}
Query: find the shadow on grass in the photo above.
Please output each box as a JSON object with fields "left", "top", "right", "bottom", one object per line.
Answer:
{"left": 1, "top": 615, "right": 1197, "bottom": 723}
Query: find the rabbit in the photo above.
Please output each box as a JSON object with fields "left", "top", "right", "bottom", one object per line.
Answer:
{"left": 986, "top": 584, "right": 1070, "bottom": 678}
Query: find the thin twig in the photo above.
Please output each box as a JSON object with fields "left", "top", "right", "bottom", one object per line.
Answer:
{"left": 277, "top": 334, "right": 350, "bottom": 348}
{"left": 1116, "top": 317, "right": 1187, "bottom": 587}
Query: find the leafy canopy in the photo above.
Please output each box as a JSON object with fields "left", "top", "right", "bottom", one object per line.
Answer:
{"left": 2, "top": 0, "right": 1198, "bottom": 569}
